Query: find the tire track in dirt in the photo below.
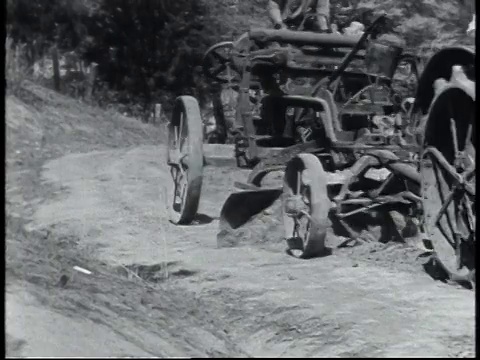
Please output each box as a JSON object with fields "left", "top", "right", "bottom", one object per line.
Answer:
{"left": 26, "top": 144, "right": 475, "bottom": 357}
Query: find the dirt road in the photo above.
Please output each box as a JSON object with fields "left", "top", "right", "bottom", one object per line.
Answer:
{"left": 6, "top": 85, "right": 476, "bottom": 357}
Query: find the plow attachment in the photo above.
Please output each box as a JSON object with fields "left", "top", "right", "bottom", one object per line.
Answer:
{"left": 218, "top": 188, "right": 282, "bottom": 237}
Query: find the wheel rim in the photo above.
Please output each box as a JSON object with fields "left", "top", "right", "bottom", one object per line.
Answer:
{"left": 203, "top": 42, "right": 239, "bottom": 84}
{"left": 282, "top": 154, "right": 329, "bottom": 259}
{"left": 421, "top": 87, "right": 475, "bottom": 279}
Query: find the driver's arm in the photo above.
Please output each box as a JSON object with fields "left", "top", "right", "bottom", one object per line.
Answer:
{"left": 268, "top": 0, "right": 286, "bottom": 29}
{"left": 315, "top": 0, "right": 330, "bottom": 31}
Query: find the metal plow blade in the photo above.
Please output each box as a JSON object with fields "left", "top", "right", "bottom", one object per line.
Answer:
{"left": 218, "top": 188, "right": 283, "bottom": 234}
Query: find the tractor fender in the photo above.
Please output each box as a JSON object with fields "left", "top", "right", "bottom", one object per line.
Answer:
{"left": 413, "top": 46, "right": 475, "bottom": 114}
{"left": 413, "top": 46, "right": 475, "bottom": 115}
{"left": 424, "top": 84, "right": 475, "bottom": 151}
{"left": 418, "top": 64, "right": 475, "bottom": 149}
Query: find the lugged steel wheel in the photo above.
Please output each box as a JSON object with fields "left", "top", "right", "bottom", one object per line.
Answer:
{"left": 420, "top": 68, "right": 475, "bottom": 284}
{"left": 282, "top": 153, "right": 330, "bottom": 259}
{"left": 166, "top": 96, "right": 204, "bottom": 225}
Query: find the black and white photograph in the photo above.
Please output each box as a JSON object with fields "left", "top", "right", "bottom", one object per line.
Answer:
{"left": 5, "top": 0, "right": 476, "bottom": 357}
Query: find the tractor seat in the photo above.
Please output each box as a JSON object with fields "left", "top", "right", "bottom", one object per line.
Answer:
{"left": 363, "top": 41, "right": 404, "bottom": 81}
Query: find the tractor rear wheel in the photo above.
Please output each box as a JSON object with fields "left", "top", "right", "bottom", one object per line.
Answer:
{"left": 420, "top": 68, "right": 475, "bottom": 285}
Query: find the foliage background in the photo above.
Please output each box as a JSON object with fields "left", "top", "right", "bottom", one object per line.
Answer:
{"left": 5, "top": 0, "right": 475, "bottom": 118}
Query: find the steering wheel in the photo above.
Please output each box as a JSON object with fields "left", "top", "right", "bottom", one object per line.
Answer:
{"left": 202, "top": 41, "right": 240, "bottom": 84}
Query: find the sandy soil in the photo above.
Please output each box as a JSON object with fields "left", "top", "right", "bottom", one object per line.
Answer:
{"left": 5, "top": 83, "right": 476, "bottom": 357}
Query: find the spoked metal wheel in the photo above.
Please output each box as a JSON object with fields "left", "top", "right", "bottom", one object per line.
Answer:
{"left": 420, "top": 80, "right": 475, "bottom": 285}
{"left": 166, "top": 96, "right": 204, "bottom": 225}
{"left": 282, "top": 154, "right": 330, "bottom": 259}
{"left": 202, "top": 41, "right": 241, "bottom": 84}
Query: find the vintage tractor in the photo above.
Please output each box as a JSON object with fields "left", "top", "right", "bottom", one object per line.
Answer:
{"left": 165, "top": 16, "right": 475, "bottom": 286}
{"left": 202, "top": 15, "right": 420, "bottom": 145}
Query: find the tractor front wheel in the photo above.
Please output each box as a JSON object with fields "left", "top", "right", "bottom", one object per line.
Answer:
{"left": 166, "top": 96, "right": 204, "bottom": 225}
{"left": 282, "top": 153, "right": 331, "bottom": 259}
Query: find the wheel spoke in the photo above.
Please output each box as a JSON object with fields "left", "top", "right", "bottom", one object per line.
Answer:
{"left": 464, "top": 123, "right": 473, "bottom": 152}
{"left": 450, "top": 117, "right": 459, "bottom": 158}
{"left": 179, "top": 153, "right": 189, "bottom": 170}
{"left": 170, "top": 166, "right": 178, "bottom": 183}
{"left": 212, "top": 63, "right": 228, "bottom": 78}
{"left": 171, "top": 116, "right": 187, "bottom": 205}
{"left": 446, "top": 95, "right": 456, "bottom": 153}
{"left": 211, "top": 50, "right": 228, "bottom": 63}
{"left": 431, "top": 157, "right": 457, "bottom": 246}
{"left": 463, "top": 196, "right": 475, "bottom": 233}
{"left": 178, "top": 112, "right": 184, "bottom": 149}
{"left": 298, "top": 171, "right": 312, "bottom": 246}
{"left": 176, "top": 162, "right": 186, "bottom": 177}
{"left": 173, "top": 125, "right": 178, "bottom": 149}
{"left": 437, "top": 219, "right": 455, "bottom": 248}
{"left": 296, "top": 171, "right": 301, "bottom": 194}
{"left": 175, "top": 169, "right": 189, "bottom": 204}
{"left": 175, "top": 165, "right": 183, "bottom": 186}
{"left": 293, "top": 219, "right": 300, "bottom": 238}
{"left": 433, "top": 185, "right": 456, "bottom": 228}
{"left": 173, "top": 170, "right": 182, "bottom": 204}
{"left": 179, "top": 178, "right": 188, "bottom": 203}
{"left": 458, "top": 196, "right": 473, "bottom": 237}
{"left": 226, "top": 66, "right": 233, "bottom": 82}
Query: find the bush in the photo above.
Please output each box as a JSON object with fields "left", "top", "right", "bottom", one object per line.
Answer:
{"left": 6, "top": 0, "right": 474, "bottom": 119}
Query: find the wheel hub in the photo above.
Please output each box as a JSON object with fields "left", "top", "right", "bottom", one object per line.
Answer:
{"left": 284, "top": 195, "right": 309, "bottom": 218}
{"left": 167, "top": 148, "right": 187, "bottom": 167}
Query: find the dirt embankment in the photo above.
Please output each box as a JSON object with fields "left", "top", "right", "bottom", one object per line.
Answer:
{"left": 6, "top": 83, "right": 476, "bottom": 357}
{"left": 6, "top": 84, "right": 245, "bottom": 357}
